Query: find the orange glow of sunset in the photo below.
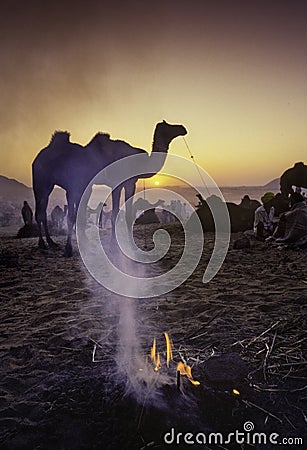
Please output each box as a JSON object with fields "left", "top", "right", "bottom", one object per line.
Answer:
{"left": 147, "top": 175, "right": 172, "bottom": 188}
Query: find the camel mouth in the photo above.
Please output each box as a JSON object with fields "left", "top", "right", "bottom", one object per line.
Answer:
{"left": 180, "top": 126, "right": 188, "bottom": 136}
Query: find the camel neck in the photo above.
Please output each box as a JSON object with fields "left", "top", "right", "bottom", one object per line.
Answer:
{"left": 152, "top": 133, "right": 169, "bottom": 154}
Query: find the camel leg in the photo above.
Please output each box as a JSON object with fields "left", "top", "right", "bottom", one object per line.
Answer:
{"left": 34, "top": 191, "right": 48, "bottom": 249}
{"left": 78, "top": 187, "right": 92, "bottom": 231}
{"left": 44, "top": 227, "right": 57, "bottom": 248}
{"left": 64, "top": 192, "right": 84, "bottom": 256}
{"left": 44, "top": 215, "right": 58, "bottom": 248}
{"left": 36, "top": 213, "right": 47, "bottom": 249}
{"left": 111, "top": 186, "right": 122, "bottom": 240}
{"left": 64, "top": 197, "right": 75, "bottom": 257}
{"left": 35, "top": 191, "right": 57, "bottom": 249}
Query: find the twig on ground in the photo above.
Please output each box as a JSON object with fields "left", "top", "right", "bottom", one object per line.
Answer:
{"left": 283, "top": 414, "right": 296, "bottom": 430}
{"left": 178, "top": 311, "right": 224, "bottom": 342}
{"left": 267, "top": 361, "right": 307, "bottom": 370}
{"left": 245, "top": 320, "right": 281, "bottom": 348}
{"left": 263, "top": 330, "right": 277, "bottom": 381}
{"left": 263, "top": 342, "right": 270, "bottom": 382}
{"left": 139, "top": 441, "right": 156, "bottom": 450}
{"left": 92, "top": 344, "right": 97, "bottom": 362}
{"left": 242, "top": 399, "right": 283, "bottom": 423}
{"left": 252, "top": 384, "right": 307, "bottom": 393}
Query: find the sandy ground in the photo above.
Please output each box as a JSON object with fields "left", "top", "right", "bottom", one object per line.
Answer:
{"left": 0, "top": 224, "right": 306, "bottom": 450}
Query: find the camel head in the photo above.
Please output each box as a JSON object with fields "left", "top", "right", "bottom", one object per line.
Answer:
{"left": 154, "top": 120, "right": 187, "bottom": 148}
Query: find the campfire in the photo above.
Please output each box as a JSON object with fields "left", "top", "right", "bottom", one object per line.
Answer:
{"left": 149, "top": 332, "right": 200, "bottom": 390}
{"left": 176, "top": 361, "right": 200, "bottom": 387}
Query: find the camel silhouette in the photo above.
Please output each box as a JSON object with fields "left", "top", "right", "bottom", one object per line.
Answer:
{"left": 280, "top": 162, "right": 307, "bottom": 197}
{"left": 51, "top": 205, "right": 66, "bottom": 231}
{"left": 133, "top": 198, "right": 164, "bottom": 218}
{"left": 192, "top": 195, "right": 259, "bottom": 233}
{"left": 87, "top": 202, "right": 106, "bottom": 226}
{"left": 239, "top": 195, "right": 261, "bottom": 211}
{"left": 133, "top": 198, "right": 165, "bottom": 224}
{"left": 32, "top": 121, "right": 187, "bottom": 255}
{"left": 87, "top": 202, "right": 111, "bottom": 228}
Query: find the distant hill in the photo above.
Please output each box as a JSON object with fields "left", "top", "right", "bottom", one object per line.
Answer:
{"left": 0, "top": 175, "right": 65, "bottom": 210}
{"left": 0, "top": 175, "right": 33, "bottom": 203}
{"left": 263, "top": 178, "right": 279, "bottom": 190}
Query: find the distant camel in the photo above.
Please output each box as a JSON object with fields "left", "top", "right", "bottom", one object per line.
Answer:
{"left": 280, "top": 162, "right": 307, "bottom": 197}
{"left": 133, "top": 198, "right": 164, "bottom": 218}
{"left": 21, "top": 201, "right": 33, "bottom": 225}
{"left": 239, "top": 195, "right": 261, "bottom": 211}
{"left": 87, "top": 202, "right": 105, "bottom": 226}
{"left": 32, "top": 121, "right": 187, "bottom": 255}
{"left": 98, "top": 203, "right": 112, "bottom": 229}
{"left": 191, "top": 195, "right": 258, "bottom": 233}
{"left": 133, "top": 198, "right": 165, "bottom": 225}
{"left": 87, "top": 202, "right": 112, "bottom": 228}
{"left": 193, "top": 193, "right": 291, "bottom": 234}
{"left": 51, "top": 205, "right": 66, "bottom": 230}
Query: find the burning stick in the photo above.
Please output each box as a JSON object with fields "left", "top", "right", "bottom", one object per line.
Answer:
{"left": 177, "top": 361, "right": 200, "bottom": 386}
{"left": 150, "top": 338, "right": 156, "bottom": 362}
{"left": 155, "top": 352, "right": 161, "bottom": 372}
{"left": 150, "top": 338, "right": 161, "bottom": 371}
{"left": 164, "top": 332, "right": 173, "bottom": 367}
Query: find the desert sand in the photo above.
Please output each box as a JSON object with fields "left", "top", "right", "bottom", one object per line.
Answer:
{"left": 0, "top": 224, "right": 306, "bottom": 449}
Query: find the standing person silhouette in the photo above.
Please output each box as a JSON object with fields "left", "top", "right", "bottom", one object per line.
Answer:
{"left": 21, "top": 201, "right": 33, "bottom": 226}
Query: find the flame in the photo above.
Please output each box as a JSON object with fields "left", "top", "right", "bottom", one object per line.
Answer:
{"left": 177, "top": 361, "right": 200, "bottom": 386}
{"left": 150, "top": 338, "right": 161, "bottom": 371}
{"left": 155, "top": 352, "right": 161, "bottom": 372}
{"left": 232, "top": 388, "right": 240, "bottom": 396}
{"left": 164, "top": 332, "right": 173, "bottom": 367}
{"left": 150, "top": 334, "right": 173, "bottom": 371}
{"left": 150, "top": 338, "right": 156, "bottom": 362}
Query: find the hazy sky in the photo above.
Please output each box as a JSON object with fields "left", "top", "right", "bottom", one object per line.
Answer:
{"left": 0, "top": 0, "right": 306, "bottom": 187}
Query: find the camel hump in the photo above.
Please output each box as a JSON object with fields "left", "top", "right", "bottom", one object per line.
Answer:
{"left": 49, "top": 131, "right": 71, "bottom": 145}
{"left": 87, "top": 132, "right": 111, "bottom": 146}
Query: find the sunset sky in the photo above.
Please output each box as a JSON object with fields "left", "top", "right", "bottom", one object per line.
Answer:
{"left": 0, "top": 0, "right": 306, "bottom": 188}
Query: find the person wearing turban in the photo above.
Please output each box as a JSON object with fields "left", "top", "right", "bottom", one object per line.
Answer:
{"left": 253, "top": 192, "right": 275, "bottom": 240}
